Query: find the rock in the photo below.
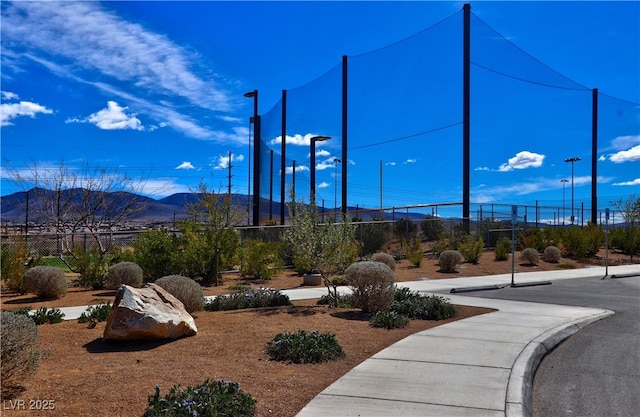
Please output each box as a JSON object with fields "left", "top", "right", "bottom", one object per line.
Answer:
{"left": 103, "top": 284, "right": 197, "bottom": 341}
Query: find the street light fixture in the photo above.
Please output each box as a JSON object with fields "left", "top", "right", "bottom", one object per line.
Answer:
{"left": 561, "top": 179, "right": 569, "bottom": 225}
{"left": 309, "top": 135, "right": 331, "bottom": 201}
{"left": 564, "top": 157, "right": 581, "bottom": 225}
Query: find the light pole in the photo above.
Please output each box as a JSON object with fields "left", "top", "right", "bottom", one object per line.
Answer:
{"left": 334, "top": 158, "right": 342, "bottom": 220}
{"left": 309, "top": 135, "right": 331, "bottom": 201}
{"left": 564, "top": 157, "right": 581, "bottom": 225}
{"left": 561, "top": 179, "right": 569, "bottom": 225}
{"left": 244, "top": 90, "right": 259, "bottom": 226}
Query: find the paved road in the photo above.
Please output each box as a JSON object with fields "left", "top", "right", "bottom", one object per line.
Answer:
{"left": 465, "top": 274, "right": 640, "bottom": 417}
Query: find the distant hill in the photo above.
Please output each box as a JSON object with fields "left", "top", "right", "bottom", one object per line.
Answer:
{"left": 0, "top": 188, "right": 430, "bottom": 225}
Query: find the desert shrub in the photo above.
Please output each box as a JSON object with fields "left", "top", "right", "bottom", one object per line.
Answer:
{"left": 22, "top": 266, "right": 67, "bottom": 299}
{"left": 369, "top": 311, "right": 409, "bottom": 329}
{"left": 359, "top": 220, "right": 391, "bottom": 257}
{"left": 494, "top": 237, "right": 511, "bottom": 261}
{"left": 458, "top": 236, "right": 484, "bottom": 264}
{"left": 266, "top": 330, "right": 345, "bottom": 364}
{"left": 393, "top": 218, "right": 418, "bottom": 241}
{"left": 583, "top": 222, "right": 605, "bottom": 256}
{"left": 74, "top": 247, "right": 108, "bottom": 290}
{"left": 18, "top": 307, "right": 65, "bottom": 325}
{"left": 133, "top": 227, "right": 182, "bottom": 282}
{"left": 430, "top": 234, "right": 451, "bottom": 258}
{"left": 543, "top": 246, "right": 561, "bottom": 263}
{"left": 420, "top": 215, "right": 445, "bottom": 242}
{"left": 557, "top": 226, "right": 590, "bottom": 259}
{"left": 205, "top": 288, "right": 291, "bottom": 311}
{"left": 346, "top": 261, "right": 396, "bottom": 313}
{"left": 1, "top": 239, "right": 30, "bottom": 293}
{"left": 155, "top": 275, "right": 205, "bottom": 313}
{"left": 143, "top": 379, "right": 256, "bottom": 417}
{"left": 609, "top": 226, "right": 640, "bottom": 259}
{"left": 105, "top": 262, "right": 143, "bottom": 289}
{"left": 316, "top": 293, "right": 353, "bottom": 308}
{"left": 78, "top": 301, "right": 112, "bottom": 328}
{"left": 521, "top": 247, "right": 540, "bottom": 265}
{"left": 1, "top": 311, "right": 40, "bottom": 399}
{"left": 390, "top": 287, "right": 456, "bottom": 320}
{"left": 240, "top": 239, "right": 283, "bottom": 280}
{"left": 520, "top": 227, "right": 545, "bottom": 252}
{"left": 438, "top": 250, "right": 462, "bottom": 272}
{"left": 371, "top": 252, "right": 396, "bottom": 271}
{"left": 405, "top": 237, "right": 424, "bottom": 267}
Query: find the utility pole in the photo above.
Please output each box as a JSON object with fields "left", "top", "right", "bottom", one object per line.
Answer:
{"left": 228, "top": 151, "right": 233, "bottom": 196}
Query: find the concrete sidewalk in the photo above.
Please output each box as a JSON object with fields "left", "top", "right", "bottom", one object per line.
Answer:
{"left": 294, "top": 264, "right": 637, "bottom": 417}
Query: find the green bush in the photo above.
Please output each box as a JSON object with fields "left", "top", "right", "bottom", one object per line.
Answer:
{"left": 74, "top": 247, "right": 108, "bottom": 290}
{"left": 16, "top": 307, "right": 65, "bottom": 325}
{"left": 1, "top": 311, "right": 40, "bottom": 399}
{"left": 543, "top": 246, "right": 561, "bottom": 263}
{"left": 23, "top": 266, "right": 68, "bottom": 299}
{"left": 205, "top": 288, "right": 291, "bottom": 311}
{"left": 359, "top": 219, "right": 391, "bottom": 257}
{"left": 133, "top": 227, "right": 182, "bottom": 282}
{"left": 106, "top": 262, "right": 144, "bottom": 289}
{"left": 458, "top": 236, "right": 484, "bottom": 264}
{"left": 420, "top": 215, "right": 445, "bottom": 242}
{"left": 521, "top": 247, "right": 540, "bottom": 265}
{"left": 155, "top": 275, "right": 205, "bottom": 313}
{"left": 1, "top": 239, "right": 30, "bottom": 293}
{"left": 494, "top": 237, "right": 511, "bottom": 261}
{"left": 369, "top": 311, "right": 409, "bottom": 329}
{"left": 405, "top": 237, "right": 424, "bottom": 267}
{"left": 584, "top": 222, "right": 605, "bottom": 256}
{"left": 558, "top": 226, "right": 590, "bottom": 259}
{"left": 240, "top": 240, "right": 283, "bottom": 280}
{"left": 142, "top": 379, "right": 256, "bottom": 417}
{"left": 390, "top": 287, "right": 456, "bottom": 320}
{"left": 266, "top": 330, "right": 345, "bottom": 364}
{"left": 78, "top": 301, "right": 112, "bottom": 328}
{"left": 316, "top": 293, "right": 353, "bottom": 308}
{"left": 346, "top": 261, "right": 396, "bottom": 313}
{"left": 430, "top": 234, "right": 452, "bottom": 258}
{"left": 371, "top": 252, "right": 396, "bottom": 271}
{"left": 438, "top": 250, "right": 462, "bottom": 272}
{"left": 609, "top": 226, "right": 640, "bottom": 259}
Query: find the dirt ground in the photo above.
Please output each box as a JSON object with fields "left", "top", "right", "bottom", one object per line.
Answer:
{"left": 0, "top": 249, "right": 635, "bottom": 417}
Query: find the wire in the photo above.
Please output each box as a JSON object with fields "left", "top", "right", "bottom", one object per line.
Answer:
{"left": 471, "top": 62, "right": 590, "bottom": 92}
{"left": 348, "top": 122, "right": 462, "bottom": 151}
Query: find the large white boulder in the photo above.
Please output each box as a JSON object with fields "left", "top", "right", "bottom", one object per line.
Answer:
{"left": 103, "top": 283, "right": 197, "bottom": 341}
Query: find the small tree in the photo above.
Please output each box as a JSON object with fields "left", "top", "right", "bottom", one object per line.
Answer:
{"left": 282, "top": 193, "right": 357, "bottom": 307}
{"left": 611, "top": 194, "right": 640, "bottom": 261}
{"left": 420, "top": 214, "right": 445, "bottom": 242}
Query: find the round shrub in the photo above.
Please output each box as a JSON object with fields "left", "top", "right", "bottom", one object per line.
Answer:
{"left": 346, "top": 261, "right": 396, "bottom": 313}
{"left": 105, "top": 262, "right": 143, "bottom": 290}
{"left": 438, "top": 250, "right": 463, "bottom": 272}
{"left": 266, "top": 330, "right": 345, "bottom": 364}
{"left": 371, "top": 252, "right": 396, "bottom": 271}
{"left": 1, "top": 311, "right": 40, "bottom": 398}
{"left": 543, "top": 245, "right": 561, "bottom": 263}
{"left": 369, "top": 311, "right": 409, "bottom": 329}
{"left": 521, "top": 247, "right": 540, "bottom": 265}
{"left": 154, "top": 275, "right": 205, "bottom": 313}
{"left": 22, "top": 266, "right": 67, "bottom": 299}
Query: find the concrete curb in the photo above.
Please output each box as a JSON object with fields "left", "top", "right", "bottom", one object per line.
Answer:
{"left": 505, "top": 309, "right": 614, "bottom": 417}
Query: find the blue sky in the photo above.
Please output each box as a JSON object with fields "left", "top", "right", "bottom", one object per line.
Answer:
{"left": 1, "top": 1, "right": 638, "bottom": 221}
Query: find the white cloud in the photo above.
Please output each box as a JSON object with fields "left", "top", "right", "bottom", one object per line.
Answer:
{"left": 613, "top": 178, "right": 640, "bottom": 186}
{"left": 176, "top": 162, "right": 196, "bottom": 170}
{"left": 1, "top": 2, "right": 233, "bottom": 112}
{"left": 1, "top": 91, "right": 19, "bottom": 100}
{"left": 598, "top": 155, "right": 607, "bottom": 162}
{"left": 268, "top": 133, "right": 332, "bottom": 147}
{"left": 609, "top": 145, "right": 640, "bottom": 163}
{"left": 318, "top": 181, "right": 330, "bottom": 189}
{"left": 316, "top": 158, "right": 341, "bottom": 171}
{"left": 385, "top": 162, "right": 397, "bottom": 166}
{"left": 610, "top": 135, "right": 640, "bottom": 151}
{"left": 212, "top": 153, "right": 245, "bottom": 170}
{"left": 316, "top": 149, "right": 331, "bottom": 157}
{"left": 68, "top": 101, "right": 143, "bottom": 131}
{"left": 498, "top": 151, "right": 545, "bottom": 172}
{"left": 404, "top": 158, "right": 417, "bottom": 164}
{"left": 1, "top": 95, "right": 53, "bottom": 126}
{"left": 475, "top": 166, "right": 491, "bottom": 171}
{"left": 285, "top": 165, "right": 308, "bottom": 174}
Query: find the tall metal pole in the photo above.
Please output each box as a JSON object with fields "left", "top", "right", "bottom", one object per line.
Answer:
{"left": 269, "top": 149, "right": 274, "bottom": 221}
{"left": 341, "top": 55, "right": 348, "bottom": 215}
{"left": 462, "top": 3, "right": 471, "bottom": 233}
{"left": 565, "top": 157, "right": 581, "bottom": 225}
{"left": 591, "top": 88, "right": 598, "bottom": 224}
{"left": 244, "top": 90, "right": 260, "bottom": 226}
{"left": 561, "top": 179, "right": 569, "bottom": 225}
{"left": 280, "top": 89, "right": 287, "bottom": 225}
{"left": 228, "top": 151, "right": 232, "bottom": 196}
{"left": 309, "top": 136, "right": 330, "bottom": 202}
